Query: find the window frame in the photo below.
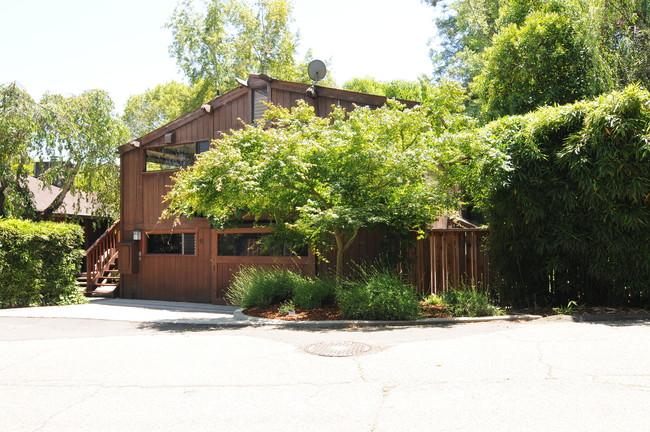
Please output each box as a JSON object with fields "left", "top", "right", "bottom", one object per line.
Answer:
{"left": 144, "top": 230, "right": 199, "bottom": 256}
{"left": 143, "top": 140, "right": 212, "bottom": 173}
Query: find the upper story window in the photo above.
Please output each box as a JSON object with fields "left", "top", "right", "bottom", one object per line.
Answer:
{"left": 145, "top": 141, "right": 212, "bottom": 171}
{"left": 252, "top": 86, "right": 269, "bottom": 123}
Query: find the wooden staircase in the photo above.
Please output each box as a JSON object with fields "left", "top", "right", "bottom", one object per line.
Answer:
{"left": 80, "top": 219, "right": 120, "bottom": 297}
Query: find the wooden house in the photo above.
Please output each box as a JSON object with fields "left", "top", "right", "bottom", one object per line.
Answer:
{"left": 112, "top": 74, "right": 488, "bottom": 304}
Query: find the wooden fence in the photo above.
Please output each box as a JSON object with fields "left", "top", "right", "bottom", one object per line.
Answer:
{"left": 410, "top": 229, "right": 490, "bottom": 296}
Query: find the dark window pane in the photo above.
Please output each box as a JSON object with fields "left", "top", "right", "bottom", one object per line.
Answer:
{"left": 146, "top": 144, "right": 195, "bottom": 171}
{"left": 148, "top": 233, "right": 196, "bottom": 255}
{"left": 196, "top": 140, "right": 211, "bottom": 154}
{"left": 218, "top": 233, "right": 307, "bottom": 256}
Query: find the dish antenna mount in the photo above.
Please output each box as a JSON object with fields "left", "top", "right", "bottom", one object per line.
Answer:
{"left": 306, "top": 60, "right": 327, "bottom": 98}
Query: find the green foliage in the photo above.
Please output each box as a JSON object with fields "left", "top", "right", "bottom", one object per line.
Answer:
{"left": 278, "top": 299, "right": 295, "bottom": 316}
{"left": 423, "top": 293, "right": 443, "bottom": 305}
{"left": 0, "top": 82, "right": 43, "bottom": 219}
{"left": 553, "top": 300, "right": 579, "bottom": 315}
{"left": 292, "top": 277, "right": 336, "bottom": 309}
{"left": 425, "top": 0, "right": 650, "bottom": 117}
{"left": 336, "top": 266, "right": 421, "bottom": 321}
{"left": 0, "top": 83, "right": 127, "bottom": 220}
{"left": 226, "top": 266, "right": 336, "bottom": 309}
{"left": 441, "top": 285, "right": 503, "bottom": 317}
{"left": 475, "top": 7, "right": 603, "bottom": 119}
{"left": 164, "top": 97, "right": 472, "bottom": 276}
{"left": 37, "top": 89, "right": 128, "bottom": 220}
{"left": 166, "top": 0, "right": 306, "bottom": 106}
{"left": 594, "top": 0, "right": 650, "bottom": 89}
{"left": 424, "top": 0, "right": 501, "bottom": 81}
{"left": 342, "top": 77, "right": 423, "bottom": 101}
{"left": 0, "top": 219, "right": 85, "bottom": 308}
{"left": 482, "top": 86, "right": 650, "bottom": 307}
{"left": 225, "top": 266, "right": 296, "bottom": 308}
{"left": 122, "top": 81, "right": 194, "bottom": 138}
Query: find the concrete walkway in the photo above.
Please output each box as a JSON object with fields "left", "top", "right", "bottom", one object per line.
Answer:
{"left": 0, "top": 298, "right": 243, "bottom": 325}
{"left": 0, "top": 297, "right": 543, "bottom": 327}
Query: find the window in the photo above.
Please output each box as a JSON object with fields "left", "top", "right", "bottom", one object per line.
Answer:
{"left": 218, "top": 232, "right": 307, "bottom": 257}
{"left": 146, "top": 144, "right": 195, "bottom": 171}
{"left": 252, "top": 86, "right": 269, "bottom": 122}
{"left": 196, "top": 140, "right": 211, "bottom": 154}
{"left": 147, "top": 233, "right": 196, "bottom": 255}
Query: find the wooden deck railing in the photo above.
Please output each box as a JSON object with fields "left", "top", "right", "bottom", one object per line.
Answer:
{"left": 411, "top": 229, "right": 490, "bottom": 296}
{"left": 85, "top": 219, "right": 120, "bottom": 291}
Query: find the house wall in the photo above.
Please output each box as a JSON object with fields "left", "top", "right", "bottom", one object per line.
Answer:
{"left": 119, "top": 76, "right": 414, "bottom": 304}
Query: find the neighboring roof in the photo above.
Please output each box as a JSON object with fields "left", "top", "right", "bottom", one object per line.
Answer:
{"left": 119, "top": 74, "right": 420, "bottom": 153}
{"left": 27, "top": 176, "right": 97, "bottom": 217}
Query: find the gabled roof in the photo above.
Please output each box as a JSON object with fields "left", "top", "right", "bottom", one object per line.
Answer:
{"left": 118, "top": 74, "right": 419, "bottom": 153}
{"left": 28, "top": 176, "right": 97, "bottom": 217}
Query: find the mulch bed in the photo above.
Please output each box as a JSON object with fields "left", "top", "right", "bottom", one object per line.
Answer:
{"left": 243, "top": 302, "right": 452, "bottom": 321}
{"left": 242, "top": 304, "right": 650, "bottom": 322}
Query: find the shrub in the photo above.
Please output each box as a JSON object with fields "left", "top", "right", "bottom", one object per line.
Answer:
{"left": 441, "top": 285, "right": 504, "bottom": 317}
{"left": 292, "top": 277, "right": 336, "bottom": 309}
{"left": 337, "top": 267, "right": 420, "bottom": 321}
{"left": 225, "top": 266, "right": 297, "bottom": 308}
{"left": 423, "top": 293, "right": 444, "bottom": 305}
{"left": 482, "top": 86, "right": 650, "bottom": 307}
{"left": 0, "top": 219, "right": 85, "bottom": 308}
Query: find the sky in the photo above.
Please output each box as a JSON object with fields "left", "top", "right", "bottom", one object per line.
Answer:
{"left": 0, "top": 0, "right": 441, "bottom": 113}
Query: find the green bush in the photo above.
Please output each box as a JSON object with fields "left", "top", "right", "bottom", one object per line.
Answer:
{"left": 225, "top": 266, "right": 297, "bottom": 308}
{"left": 477, "top": 86, "right": 650, "bottom": 307}
{"left": 0, "top": 219, "right": 85, "bottom": 308}
{"left": 226, "top": 267, "right": 337, "bottom": 309}
{"left": 336, "top": 267, "right": 421, "bottom": 321}
{"left": 441, "top": 285, "right": 504, "bottom": 317}
{"left": 292, "top": 277, "right": 336, "bottom": 309}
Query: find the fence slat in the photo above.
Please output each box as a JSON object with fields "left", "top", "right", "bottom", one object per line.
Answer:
{"left": 412, "top": 229, "right": 489, "bottom": 295}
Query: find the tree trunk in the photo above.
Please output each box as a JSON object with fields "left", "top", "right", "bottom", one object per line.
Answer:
{"left": 38, "top": 160, "right": 82, "bottom": 221}
{"left": 333, "top": 228, "right": 360, "bottom": 280}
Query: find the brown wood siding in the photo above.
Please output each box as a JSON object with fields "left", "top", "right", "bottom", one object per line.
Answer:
{"left": 120, "top": 77, "right": 422, "bottom": 304}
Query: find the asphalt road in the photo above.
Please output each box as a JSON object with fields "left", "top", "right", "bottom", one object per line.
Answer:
{"left": 1, "top": 316, "right": 648, "bottom": 431}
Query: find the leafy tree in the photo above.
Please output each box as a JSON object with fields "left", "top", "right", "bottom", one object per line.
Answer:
{"left": 423, "top": 0, "right": 501, "bottom": 81}
{"left": 0, "top": 82, "right": 41, "bottom": 219}
{"left": 1, "top": 83, "right": 127, "bottom": 221}
{"left": 474, "top": 8, "right": 604, "bottom": 118}
{"left": 597, "top": 0, "right": 650, "bottom": 89}
{"left": 38, "top": 90, "right": 128, "bottom": 220}
{"left": 342, "top": 77, "right": 423, "bottom": 101}
{"left": 167, "top": 0, "right": 306, "bottom": 106}
{"left": 122, "top": 81, "right": 194, "bottom": 139}
{"left": 163, "top": 99, "right": 483, "bottom": 277}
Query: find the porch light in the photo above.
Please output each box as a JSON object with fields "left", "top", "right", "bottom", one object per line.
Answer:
{"left": 132, "top": 229, "right": 142, "bottom": 241}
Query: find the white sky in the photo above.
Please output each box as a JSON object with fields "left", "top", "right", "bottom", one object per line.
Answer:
{"left": 0, "top": 0, "right": 440, "bottom": 112}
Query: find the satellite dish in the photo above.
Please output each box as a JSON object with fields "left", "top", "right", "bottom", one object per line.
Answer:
{"left": 308, "top": 60, "right": 327, "bottom": 83}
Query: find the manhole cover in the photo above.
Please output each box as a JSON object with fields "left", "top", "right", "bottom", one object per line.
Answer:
{"left": 304, "top": 341, "right": 372, "bottom": 357}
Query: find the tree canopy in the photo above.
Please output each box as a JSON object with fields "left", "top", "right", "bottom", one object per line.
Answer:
{"left": 122, "top": 81, "right": 194, "bottom": 139}
{"left": 473, "top": 6, "right": 604, "bottom": 118}
{"left": 0, "top": 83, "right": 127, "bottom": 220}
{"left": 424, "top": 0, "right": 650, "bottom": 118}
{"left": 163, "top": 94, "right": 490, "bottom": 276}
{"left": 167, "top": 0, "right": 309, "bottom": 107}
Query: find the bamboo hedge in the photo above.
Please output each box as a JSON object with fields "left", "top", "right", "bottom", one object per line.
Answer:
{"left": 479, "top": 86, "right": 650, "bottom": 306}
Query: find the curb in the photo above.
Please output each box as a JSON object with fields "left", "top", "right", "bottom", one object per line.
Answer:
{"left": 231, "top": 308, "right": 543, "bottom": 328}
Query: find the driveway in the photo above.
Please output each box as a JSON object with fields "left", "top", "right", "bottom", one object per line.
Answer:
{"left": 0, "top": 310, "right": 648, "bottom": 431}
